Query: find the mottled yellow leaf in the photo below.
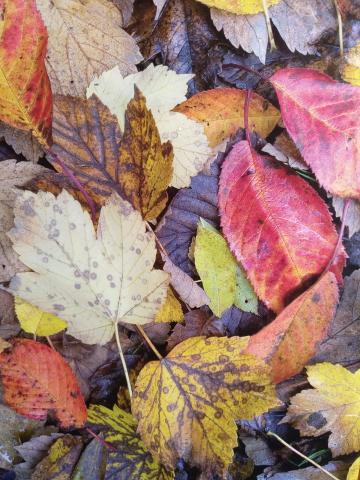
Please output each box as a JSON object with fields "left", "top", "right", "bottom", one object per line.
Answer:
{"left": 195, "top": 0, "right": 280, "bottom": 15}
{"left": 132, "top": 336, "right": 280, "bottom": 476}
{"left": 283, "top": 363, "right": 360, "bottom": 456}
{"left": 347, "top": 457, "right": 360, "bottom": 480}
{"left": 342, "top": 42, "right": 360, "bottom": 86}
{"left": 8, "top": 190, "right": 169, "bottom": 345}
{"left": 155, "top": 288, "right": 183, "bottom": 323}
{"left": 88, "top": 404, "right": 173, "bottom": 479}
{"left": 118, "top": 87, "right": 173, "bottom": 221}
{"left": 15, "top": 298, "right": 67, "bottom": 336}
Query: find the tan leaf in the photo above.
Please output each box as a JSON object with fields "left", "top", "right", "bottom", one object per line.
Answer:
{"left": 332, "top": 196, "right": 360, "bottom": 238}
{"left": 0, "top": 122, "right": 43, "bottom": 163}
{"left": 0, "top": 337, "right": 10, "bottom": 353}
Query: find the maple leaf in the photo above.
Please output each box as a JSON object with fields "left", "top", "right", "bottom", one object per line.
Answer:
{"left": 347, "top": 457, "right": 360, "bottom": 480}
{"left": 155, "top": 287, "right": 183, "bottom": 323}
{"left": 246, "top": 272, "right": 339, "bottom": 383}
{"left": 196, "top": 0, "right": 280, "bottom": 15}
{"left": 271, "top": 67, "right": 360, "bottom": 198}
{"left": 8, "top": 190, "right": 169, "bottom": 345}
{"left": 341, "top": 41, "right": 360, "bottom": 86}
{"left": 219, "top": 140, "right": 344, "bottom": 313}
{"left": 36, "top": 0, "right": 142, "bottom": 95}
{"left": 0, "top": 338, "right": 87, "bottom": 427}
{"left": 88, "top": 404, "right": 173, "bottom": 479}
{"left": 0, "top": 0, "right": 52, "bottom": 146}
{"left": 15, "top": 299, "right": 67, "bottom": 337}
{"left": 283, "top": 363, "right": 360, "bottom": 456}
{"left": 175, "top": 88, "right": 280, "bottom": 147}
{"left": 87, "top": 64, "right": 211, "bottom": 188}
{"left": 132, "top": 336, "right": 280, "bottom": 476}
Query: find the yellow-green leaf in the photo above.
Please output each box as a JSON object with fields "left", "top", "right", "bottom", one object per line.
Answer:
{"left": 155, "top": 288, "right": 183, "bottom": 323}
{"left": 15, "top": 298, "right": 67, "bottom": 336}
{"left": 234, "top": 265, "right": 258, "bottom": 314}
{"left": 194, "top": 0, "right": 280, "bottom": 15}
{"left": 87, "top": 404, "right": 173, "bottom": 479}
{"left": 342, "top": 42, "right": 360, "bottom": 86}
{"left": 348, "top": 457, "right": 360, "bottom": 480}
{"left": 132, "top": 336, "right": 280, "bottom": 476}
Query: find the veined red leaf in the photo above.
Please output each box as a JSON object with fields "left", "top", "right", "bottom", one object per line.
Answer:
{"left": 271, "top": 67, "right": 360, "bottom": 198}
{"left": 0, "top": 338, "right": 87, "bottom": 427}
{"left": 219, "top": 140, "right": 344, "bottom": 313}
{"left": 246, "top": 272, "right": 339, "bottom": 383}
{"left": 0, "top": 0, "right": 52, "bottom": 146}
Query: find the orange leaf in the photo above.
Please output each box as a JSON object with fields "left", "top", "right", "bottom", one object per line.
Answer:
{"left": 0, "top": 0, "right": 52, "bottom": 145}
{"left": 219, "top": 140, "right": 345, "bottom": 313}
{"left": 0, "top": 338, "right": 87, "bottom": 428}
{"left": 246, "top": 272, "right": 339, "bottom": 383}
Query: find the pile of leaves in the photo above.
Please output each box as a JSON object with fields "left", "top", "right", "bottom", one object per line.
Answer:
{"left": 1, "top": 0, "right": 360, "bottom": 479}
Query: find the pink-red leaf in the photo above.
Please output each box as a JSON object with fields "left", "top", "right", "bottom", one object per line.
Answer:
{"left": 271, "top": 67, "right": 360, "bottom": 198}
{"left": 219, "top": 140, "right": 344, "bottom": 313}
{"left": 0, "top": 338, "right": 86, "bottom": 427}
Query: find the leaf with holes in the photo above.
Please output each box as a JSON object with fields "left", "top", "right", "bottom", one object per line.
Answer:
{"left": 0, "top": 338, "right": 86, "bottom": 427}
{"left": 219, "top": 140, "right": 344, "bottom": 313}
{"left": 132, "top": 336, "right": 280, "bottom": 476}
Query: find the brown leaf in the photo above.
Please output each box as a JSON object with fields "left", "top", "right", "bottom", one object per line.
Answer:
{"left": 0, "top": 290, "right": 19, "bottom": 339}
{"left": 0, "top": 122, "right": 43, "bottom": 163}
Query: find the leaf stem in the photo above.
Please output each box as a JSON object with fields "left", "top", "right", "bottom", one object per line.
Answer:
{"left": 334, "top": 1, "right": 344, "bottom": 56}
{"left": 261, "top": 0, "right": 276, "bottom": 50}
{"left": 267, "top": 432, "right": 340, "bottom": 480}
{"left": 323, "top": 197, "right": 350, "bottom": 275}
{"left": 46, "top": 336, "right": 55, "bottom": 350}
{"left": 86, "top": 428, "right": 117, "bottom": 452}
{"left": 136, "top": 325, "right": 163, "bottom": 360}
{"left": 115, "top": 324, "right": 133, "bottom": 397}
{"left": 224, "top": 63, "right": 270, "bottom": 83}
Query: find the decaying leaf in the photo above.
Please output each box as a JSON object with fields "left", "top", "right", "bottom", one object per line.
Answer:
{"left": 196, "top": 0, "right": 280, "bottom": 15}
{"left": 15, "top": 298, "right": 67, "bottom": 337}
{"left": 332, "top": 196, "right": 360, "bottom": 238}
{"left": 271, "top": 67, "right": 360, "bottom": 198}
{"left": 0, "top": 160, "right": 45, "bottom": 282}
{"left": 262, "top": 131, "right": 308, "bottom": 171}
{"left": 0, "top": 290, "right": 19, "bottom": 339}
{"left": 0, "top": 0, "right": 52, "bottom": 145}
{"left": 88, "top": 404, "right": 173, "bottom": 479}
{"left": 15, "top": 433, "right": 63, "bottom": 474}
{"left": 342, "top": 41, "right": 360, "bottom": 86}
{"left": 246, "top": 273, "right": 339, "bottom": 383}
{"left": 36, "top": 0, "right": 142, "bottom": 95}
{"left": 219, "top": 140, "right": 344, "bottom": 313}
{"left": 0, "top": 339, "right": 87, "bottom": 428}
{"left": 8, "top": 190, "right": 169, "bottom": 345}
{"left": 87, "top": 64, "right": 211, "bottom": 188}
{"left": 155, "top": 287, "right": 183, "bottom": 323}
{"left": 175, "top": 88, "right": 280, "bottom": 147}
{"left": 0, "top": 122, "right": 43, "bottom": 163}
{"left": 283, "top": 363, "right": 360, "bottom": 456}
{"left": 132, "top": 336, "right": 280, "bottom": 476}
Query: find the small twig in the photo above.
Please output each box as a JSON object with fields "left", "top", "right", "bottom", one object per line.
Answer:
{"left": 334, "top": 0, "right": 344, "bottom": 56}
{"left": 261, "top": 0, "right": 276, "bottom": 50}
{"left": 145, "top": 221, "right": 169, "bottom": 257}
{"left": 136, "top": 325, "right": 163, "bottom": 360}
{"left": 86, "top": 428, "right": 117, "bottom": 452}
{"left": 224, "top": 63, "right": 269, "bottom": 83}
{"left": 267, "top": 432, "right": 341, "bottom": 480}
{"left": 46, "top": 336, "right": 55, "bottom": 350}
{"left": 244, "top": 89, "right": 253, "bottom": 146}
{"left": 323, "top": 197, "right": 350, "bottom": 275}
{"left": 115, "top": 324, "right": 133, "bottom": 397}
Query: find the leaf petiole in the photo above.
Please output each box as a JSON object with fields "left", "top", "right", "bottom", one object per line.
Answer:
{"left": 115, "top": 324, "right": 133, "bottom": 397}
{"left": 136, "top": 325, "right": 163, "bottom": 361}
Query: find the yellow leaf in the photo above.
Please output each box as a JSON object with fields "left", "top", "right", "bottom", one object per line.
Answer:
{"left": 15, "top": 298, "right": 67, "bottom": 336}
{"left": 347, "top": 457, "right": 360, "bottom": 480}
{"left": 155, "top": 288, "right": 183, "bottom": 323}
{"left": 118, "top": 86, "right": 173, "bottom": 221}
{"left": 283, "top": 363, "right": 360, "bottom": 456}
{"left": 342, "top": 42, "right": 360, "bottom": 86}
{"left": 8, "top": 190, "right": 169, "bottom": 345}
{"left": 36, "top": 0, "right": 142, "bottom": 95}
{"left": 88, "top": 404, "right": 173, "bottom": 479}
{"left": 194, "top": 0, "right": 280, "bottom": 16}
{"left": 0, "top": 337, "right": 10, "bottom": 353}
{"left": 132, "top": 336, "right": 280, "bottom": 476}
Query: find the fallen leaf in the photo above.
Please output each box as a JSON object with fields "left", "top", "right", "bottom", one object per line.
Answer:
{"left": 332, "top": 196, "right": 360, "bottom": 237}
{"left": 283, "top": 363, "right": 360, "bottom": 456}
{"left": 117, "top": 86, "right": 173, "bottom": 220}
{"left": 162, "top": 256, "right": 209, "bottom": 308}
{"left": 0, "top": 337, "right": 10, "bottom": 353}
{"left": 0, "top": 160, "right": 45, "bottom": 282}
{"left": 36, "top": 0, "right": 142, "bottom": 95}
{"left": 14, "top": 433, "right": 63, "bottom": 474}
{"left": 8, "top": 190, "right": 169, "bottom": 345}
{"left": 132, "top": 336, "right": 280, "bottom": 476}
{"left": 0, "top": 291, "right": 19, "bottom": 339}
{"left": 262, "top": 132, "right": 308, "bottom": 171}
{"left": 342, "top": 41, "right": 360, "bottom": 86}
{"left": 175, "top": 88, "right": 280, "bottom": 147}
{"left": 71, "top": 438, "right": 106, "bottom": 480}
{"left": 15, "top": 299, "right": 67, "bottom": 337}
{"left": 195, "top": 0, "right": 280, "bottom": 15}
{"left": 256, "top": 461, "right": 350, "bottom": 480}
{"left": 347, "top": 457, "right": 360, "bottom": 480}
{"left": 234, "top": 264, "right": 259, "bottom": 314}
{"left": 31, "top": 435, "right": 83, "bottom": 480}
{"left": 0, "top": 0, "right": 52, "bottom": 145}
{"left": 87, "top": 404, "right": 173, "bottom": 479}
{"left": 337, "top": 0, "right": 360, "bottom": 19}
{"left": 219, "top": 140, "right": 344, "bottom": 313}
{"left": 0, "top": 338, "right": 87, "bottom": 428}
{"left": 271, "top": 67, "right": 360, "bottom": 198}
{"left": 241, "top": 435, "right": 276, "bottom": 466}
{"left": 87, "top": 64, "right": 211, "bottom": 188}
{"left": 0, "top": 122, "right": 43, "bottom": 163}
{"left": 246, "top": 272, "right": 339, "bottom": 383}
{"left": 155, "top": 287, "right": 183, "bottom": 323}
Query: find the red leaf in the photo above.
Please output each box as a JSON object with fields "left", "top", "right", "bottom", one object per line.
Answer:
{"left": 0, "top": 0, "right": 52, "bottom": 145}
{"left": 271, "top": 67, "right": 360, "bottom": 198}
{"left": 219, "top": 140, "right": 345, "bottom": 313}
{"left": 246, "top": 272, "right": 339, "bottom": 383}
{"left": 0, "top": 338, "right": 87, "bottom": 427}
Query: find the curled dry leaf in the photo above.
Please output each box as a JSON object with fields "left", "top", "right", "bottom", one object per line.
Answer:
{"left": 0, "top": 339, "right": 87, "bottom": 428}
{"left": 8, "top": 190, "right": 169, "bottom": 345}
{"left": 37, "top": 0, "right": 142, "bottom": 95}
{"left": 271, "top": 67, "right": 360, "bottom": 198}
{"left": 132, "top": 336, "right": 280, "bottom": 476}
{"left": 219, "top": 140, "right": 344, "bottom": 313}
{"left": 0, "top": 0, "right": 52, "bottom": 145}
{"left": 246, "top": 272, "right": 339, "bottom": 383}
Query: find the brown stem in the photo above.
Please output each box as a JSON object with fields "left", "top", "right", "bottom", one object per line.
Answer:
{"left": 261, "top": 0, "right": 276, "bottom": 50}
{"left": 323, "top": 197, "right": 350, "bottom": 275}
{"left": 86, "top": 428, "right": 117, "bottom": 452}
{"left": 224, "top": 63, "right": 270, "bottom": 83}
{"left": 136, "top": 325, "right": 163, "bottom": 360}
{"left": 244, "top": 89, "right": 253, "bottom": 146}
